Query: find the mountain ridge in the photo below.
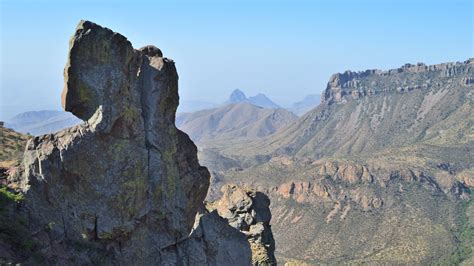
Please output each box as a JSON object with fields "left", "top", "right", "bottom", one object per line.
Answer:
{"left": 176, "top": 102, "right": 297, "bottom": 143}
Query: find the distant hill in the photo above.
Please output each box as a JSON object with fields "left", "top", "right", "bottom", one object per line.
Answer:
{"left": 176, "top": 102, "right": 297, "bottom": 143}
{"left": 177, "top": 100, "right": 218, "bottom": 113}
{"left": 5, "top": 110, "right": 82, "bottom": 136}
{"left": 224, "top": 89, "right": 281, "bottom": 109}
{"left": 288, "top": 94, "right": 321, "bottom": 116}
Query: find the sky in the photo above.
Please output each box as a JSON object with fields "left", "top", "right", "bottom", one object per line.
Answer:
{"left": 0, "top": 0, "right": 472, "bottom": 120}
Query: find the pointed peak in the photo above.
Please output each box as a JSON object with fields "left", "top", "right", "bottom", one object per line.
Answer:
{"left": 228, "top": 89, "right": 247, "bottom": 103}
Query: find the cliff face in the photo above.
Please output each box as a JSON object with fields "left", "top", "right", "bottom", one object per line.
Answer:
{"left": 323, "top": 59, "right": 474, "bottom": 105}
{"left": 1, "top": 21, "right": 275, "bottom": 265}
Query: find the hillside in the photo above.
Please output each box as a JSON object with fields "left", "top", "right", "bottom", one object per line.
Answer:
{"left": 176, "top": 102, "right": 297, "bottom": 143}
{"left": 200, "top": 59, "right": 474, "bottom": 264}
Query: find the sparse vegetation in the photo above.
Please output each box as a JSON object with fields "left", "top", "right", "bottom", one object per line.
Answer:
{"left": 0, "top": 125, "right": 29, "bottom": 168}
{"left": 0, "top": 186, "right": 24, "bottom": 205}
{"left": 437, "top": 199, "right": 473, "bottom": 265}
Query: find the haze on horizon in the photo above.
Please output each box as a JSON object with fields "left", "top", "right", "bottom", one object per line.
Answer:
{"left": 0, "top": 0, "right": 472, "bottom": 120}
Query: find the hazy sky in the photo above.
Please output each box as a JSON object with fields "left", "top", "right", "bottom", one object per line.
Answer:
{"left": 1, "top": 0, "right": 472, "bottom": 120}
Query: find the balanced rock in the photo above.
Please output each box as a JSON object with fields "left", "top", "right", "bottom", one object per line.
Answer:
{"left": 4, "top": 20, "right": 274, "bottom": 265}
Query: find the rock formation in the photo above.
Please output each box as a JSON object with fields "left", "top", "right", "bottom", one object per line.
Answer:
{"left": 1, "top": 20, "right": 275, "bottom": 265}
{"left": 210, "top": 185, "right": 276, "bottom": 265}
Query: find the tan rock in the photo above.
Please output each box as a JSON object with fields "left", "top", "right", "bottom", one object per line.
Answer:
{"left": 278, "top": 182, "right": 295, "bottom": 199}
{"left": 313, "top": 183, "right": 330, "bottom": 199}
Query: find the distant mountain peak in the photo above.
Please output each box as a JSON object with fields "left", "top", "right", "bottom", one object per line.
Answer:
{"left": 225, "top": 89, "right": 280, "bottom": 109}
{"left": 228, "top": 89, "right": 247, "bottom": 103}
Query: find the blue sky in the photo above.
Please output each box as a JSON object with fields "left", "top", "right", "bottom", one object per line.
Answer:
{"left": 0, "top": 0, "right": 472, "bottom": 120}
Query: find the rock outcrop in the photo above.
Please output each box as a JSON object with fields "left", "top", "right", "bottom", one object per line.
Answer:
{"left": 1, "top": 20, "right": 275, "bottom": 265}
{"left": 211, "top": 185, "right": 276, "bottom": 265}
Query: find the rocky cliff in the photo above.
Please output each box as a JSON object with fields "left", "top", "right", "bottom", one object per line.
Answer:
{"left": 0, "top": 20, "right": 275, "bottom": 265}
{"left": 323, "top": 60, "right": 473, "bottom": 104}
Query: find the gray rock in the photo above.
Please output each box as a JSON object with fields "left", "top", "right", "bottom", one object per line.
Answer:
{"left": 214, "top": 185, "right": 276, "bottom": 265}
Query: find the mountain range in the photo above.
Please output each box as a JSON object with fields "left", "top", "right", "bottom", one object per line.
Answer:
{"left": 198, "top": 59, "right": 474, "bottom": 264}
{"left": 5, "top": 90, "right": 317, "bottom": 136}
{"left": 5, "top": 110, "right": 81, "bottom": 136}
